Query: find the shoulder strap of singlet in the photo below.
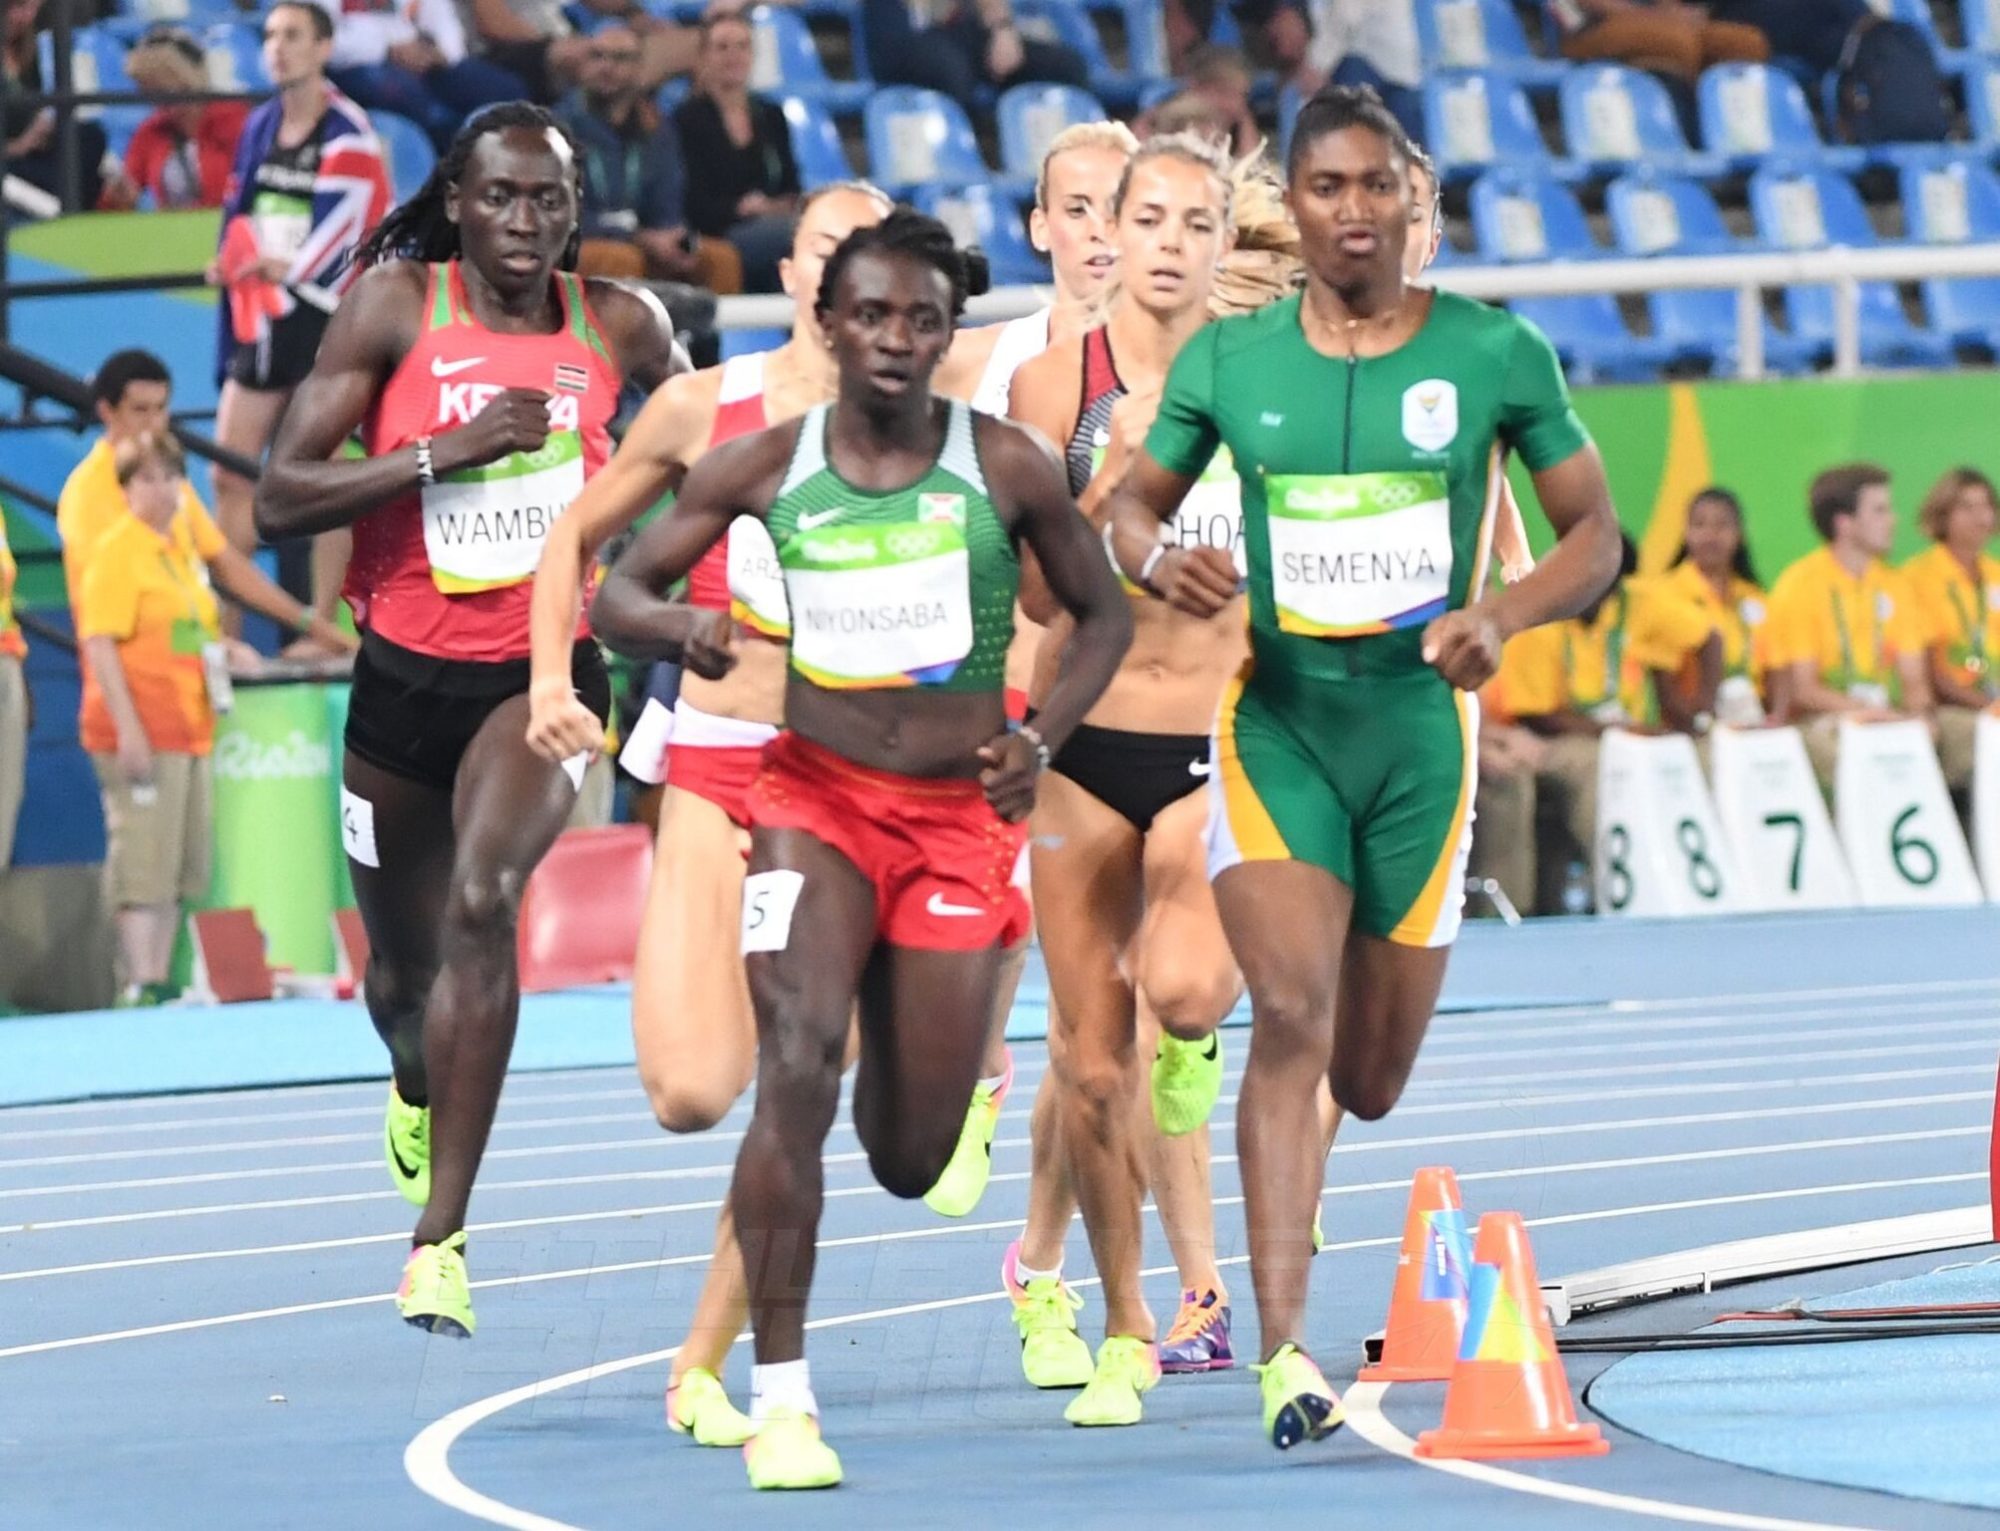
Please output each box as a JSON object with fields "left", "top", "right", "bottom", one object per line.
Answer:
{"left": 717, "top": 349, "right": 767, "bottom": 405}
{"left": 1081, "top": 325, "right": 1121, "bottom": 401}
{"left": 938, "top": 400, "right": 987, "bottom": 497}
{"left": 426, "top": 262, "right": 458, "bottom": 331}
{"left": 779, "top": 406, "right": 829, "bottom": 497}
{"left": 557, "top": 271, "right": 615, "bottom": 367}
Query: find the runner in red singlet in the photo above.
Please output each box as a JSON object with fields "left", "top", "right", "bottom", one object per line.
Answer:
{"left": 254, "top": 104, "right": 683, "bottom": 1338}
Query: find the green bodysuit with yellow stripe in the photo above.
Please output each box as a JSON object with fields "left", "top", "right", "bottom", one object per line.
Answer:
{"left": 1145, "top": 290, "right": 1589, "bottom": 945}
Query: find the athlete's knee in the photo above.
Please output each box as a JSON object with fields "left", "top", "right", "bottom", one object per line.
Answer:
{"left": 364, "top": 956, "right": 431, "bottom": 1030}
{"left": 868, "top": 1126, "right": 956, "bottom": 1200}
{"left": 1245, "top": 978, "right": 1335, "bottom": 1062}
{"left": 639, "top": 1070, "right": 739, "bottom": 1135}
{"left": 1328, "top": 1057, "right": 1409, "bottom": 1123}
{"left": 1054, "top": 1043, "right": 1133, "bottom": 1143}
{"left": 447, "top": 864, "right": 530, "bottom": 939}
{"left": 1141, "top": 966, "right": 1239, "bottom": 1041}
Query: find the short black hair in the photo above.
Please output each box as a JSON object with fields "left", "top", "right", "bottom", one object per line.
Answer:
{"left": 1285, "top": 83, "right": 1416, "bottom": 183}
{"left": 93, "top": 350, "right": 171, "bottom": 409}
{"left": 267, "top": 0, "right": 334, "bottom": 42}
{"left": 813, "top": 208, "right": 986, "bottom": 324}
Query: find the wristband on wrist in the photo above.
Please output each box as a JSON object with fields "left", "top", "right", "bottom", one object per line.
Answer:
{"left": 1016, "top": 723, "right": 1051, "bottom": 772}
{"left": 1136, "top": 543, "right": 1168, "bottom": 596}
{"left": 415, "top": 437, "right": 436, "bottom": 486}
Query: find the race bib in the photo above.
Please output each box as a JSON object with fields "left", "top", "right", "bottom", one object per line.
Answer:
{"left": 251, "top": 191, "right": 310, "bottom": 265}
{"left": 1264, "top": 471, "right": 1451, "bottom": 637}
{"left": 422, "top": 432, "right": 584, "bottom": 594}
{"left": 727, "top": 516, "right": 790, "bottom": 638}
{"left": 785, "top": 521, "right": 973, "bottom": 688}
{"left": 1169, "top": 446, "right": 1246, "bottom": 576}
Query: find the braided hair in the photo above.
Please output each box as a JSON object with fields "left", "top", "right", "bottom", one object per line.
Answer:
{"left": 358, "top": 103, "right": 583, "bottom": 270}
{"left": 813, "top": 208, "right": 988, "bottom": 325}
{"left": 1284, "top": 83, "right": 1416, "bottom": 183}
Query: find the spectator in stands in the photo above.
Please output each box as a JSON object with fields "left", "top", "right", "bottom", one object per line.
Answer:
{"left": 671, "top": 11, "right": 801, "bottom": 295}
{"left": 1657, "top": 486, "right": 1771, "bottom": 728}
{"left": 1234, "top": 0, "right": 1422, "bottom": 145}
{"left": 99, "top": 26, "right": 250, "bottom": 210}
{"left": 313, "top": 0, "right": 524, "bottom": 150}
{"left": 209, "top": 0, "right": 388, "bottom": 651}
{"left": 1901, "top": 467, "right": 1999, "bottom": 796}
{"left": 558, "top": 25, "right": 708, "bottom": 288}
{"left": 3, "top": 0, "right": 110, "bottom": 209}
{"left": 1764, "top": 464, "right": 1933, "bottom": 789}
{"left": 861, "top": 0, "right": 1089, "bottom": 117}
{"left": 1544, "top": 0, "right": 1767, "bottom": 85}
{"left": 79, "top": 432, "right": 344, "bottom": 1006}
{"left": 457, "top": 0, "right": 693, "bottom": 102}
{"left": 0, "top": 511, "right": 25, "bottom": 873}
{"left": 1138, "top": 43, "right": 1258, "bottom": 154}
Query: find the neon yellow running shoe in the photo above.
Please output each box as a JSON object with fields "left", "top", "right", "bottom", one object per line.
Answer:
{"left": 1255, "top": 1342, "right": 1343, "bottom": 1450}
{"left": 1002, "top": 1240, "right": 1094, "bottom": 1389}
{"left": 1064, "top": 1335, "right": 1161, "bottom": 1427}
{"left": 384, "top": 1086, "right": 430, "bottom": 1207}
{"left": 668, "top": 1368, "right": 755, "bottom": 1447}
{"left": 744, "top": 1408, "right": 842, "bottom": 1490}
{"left": 1311, "top": 1202, "right": 1325, "bottom": 1255}
{"left": 1151, "top": 1032, "right": 1223, "bottom": 1137}
{"left": 398, "top": 1231, "right": 474, "bottom": 1338}
{"left": 923, "top": 1052, "right": 1012, "bottom": 1218}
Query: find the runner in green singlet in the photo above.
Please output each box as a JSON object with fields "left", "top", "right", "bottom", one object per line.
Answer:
{"left": 1099, "top": 86, "right": 1624, "bottom": 1449}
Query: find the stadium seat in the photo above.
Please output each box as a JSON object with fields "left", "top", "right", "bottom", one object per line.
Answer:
{"left": 1415, "top": 0, "right": 1564, "bottom": 89}
{"left": 655, "top": 75, "right": 689, "bottom": 113}
{"left": 516, "top": 825, "right": 654, "bottom": 993}
{"left": 915, "top": 182, "right": 1048, "bottom": 285}
{"left": 722, "top": 326, "right": 789, "bottom": 357}
{"left": 1696, "top": 62, "right": 1867, "bottom": 173}
{"left": 1467, "top": 169, "right": 1675, "bottom": 382}
{"left": 200, "top": 20, "right": 265, "bottom": 93}
{"left": 782, "top": 94, "right": 856, "bottom": 188}
{"left": 1963, "top": 58, "right": 2000, "bottom": 148}
{"left": 996, "top": 83, "right": 1105, "bottom": 185}
{"left": 1747, "top": 162, "right": 1954, "bottom": 368}
{"left": 372, "top": 111, "right": 435, "bottom": 203}
{"left": 1604, "top": 170, "right": 1821, "bottom": 374}
{"left": 39, "top": 27, "right": 148, "bottom": 158}
{"left": 1965, "top": 0, "right": 2000, "bottom": 55}
{"left": 1072, "top": 0, "right": 1172, "bottom": 108}
{"left": 1867, "top": 0, "right": 1969, "bottom": 76}
{"left": 1557, "top": 63, "right": 1723, "bottom": 178}
{"left": 746, "top": 5, "right": 869, "bottom": 114}
{"left": 1897, "top": 153, "right": 2000, "bottom": 352}
{"left": 864, "top": 86, "right": 990, "bottom": 195}
{"left": 1422, "top": 71, "right": 1581, "bottom": 184}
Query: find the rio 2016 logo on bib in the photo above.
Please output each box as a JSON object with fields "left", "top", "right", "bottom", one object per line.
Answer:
{"left": 1402, "top": 380, "right": 1458, "bottom": 454}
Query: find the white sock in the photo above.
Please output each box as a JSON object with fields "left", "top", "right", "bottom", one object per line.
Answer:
{"left": 1014, "top": 1253, "right": 1063, "bottom": 1286}
{"left": 751, "top": 1359, "right": 817, "bottom": 1422}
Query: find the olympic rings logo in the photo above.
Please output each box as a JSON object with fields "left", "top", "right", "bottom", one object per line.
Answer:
{"left": 885, "top": 527, "right": 943, "bottom": 560}
{"left": 1372, "top": 480, "right": 1422, "bottom": 510}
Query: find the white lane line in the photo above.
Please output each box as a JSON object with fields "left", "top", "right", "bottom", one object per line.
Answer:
{"left": 1341, "top": 1383, "right": 1872, "bottom": 1531}
{"left": 2, "top": 1122, "right": 1983, "bottom": 1291}
{"left": 4, "top": 1088, "right": 1985, "bottom": 1244}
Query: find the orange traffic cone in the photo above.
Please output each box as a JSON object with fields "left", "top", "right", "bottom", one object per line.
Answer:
{"left": 1358, "top": 1167, "right": 1472, "bottom": 1383}
{"left": 1416, "top": 1212, "right": 1608, "bottom": 1460}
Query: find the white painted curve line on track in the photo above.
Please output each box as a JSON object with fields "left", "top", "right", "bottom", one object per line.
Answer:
{"left": 1341, "top": 1383, "right": 1874, "bottom": 1531}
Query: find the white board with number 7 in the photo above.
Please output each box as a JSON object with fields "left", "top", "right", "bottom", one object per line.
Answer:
{"left": 1708, "top": 725, "right": 1857, "bottom": 911}
{"left": 1593, "top": 729, "right": 1745, "bottom": 917}
{"left": 1834, "top": 718, "right": 1982, "bottom": 907}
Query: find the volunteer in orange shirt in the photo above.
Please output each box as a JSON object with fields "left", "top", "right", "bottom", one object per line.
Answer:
{"left": 0, "top": 511, "right": 27, "bottom": 870}
{"left": 1764, "top": 463, "right": 1933, "bottom": 790}
{"left": 1657, "top": 486, "right": 1770, "bottom": 727}
{"left": 79, "top": 433, "right": 341, "bottom": 1006}
{"left": 1900, "top": 466, "right": 1999, "bottom": 793}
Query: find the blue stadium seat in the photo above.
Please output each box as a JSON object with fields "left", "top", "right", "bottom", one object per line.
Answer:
{"left": 1604, "top": 171, "right": 1821, "bottom": 374}
{"left": 722, "top": 326, "right": 789, "bottom": 358}
{"left": 39, "top": 27, "right": 148, "bottom": 158}
{"left": 915, "top": 182, "right": 1048, "bottom": 285}
{"left": 1696, "top": 62, "right": 1866, "bottom": 173}
{"left": 1747, "top": 163, "right": 1953, "bottom": 367}
{"left": 1073, "top": 0, "right": 1172, "bottom": 108}
{"left": 782, "top": 95, "right": 856, "bottom": 189}
{"left": 655, "top": 75, "right": 690, "bottom": 113}
{"left": 746, "top": 5, "right": 869, "bottom": 114}
{"left": 1557, "top": 63, "right": 1722, "bottom": 178}
{"left": 1422, "top": 70, "right": 1581, "bottom": 184}
{"left": 1965, "top": 0, "right": 2000, "bottom": 56}
{"left": 1414, "top": 0, "right": 1563, "bottom": 89}
{"left": 1897, "top": 153, "right": 2000, "bottom": 352}
{"left": 1963, "top": 58, "right": 2000, "bottom": 148}
{"left": 864, "top": 86, "right": 990, "bottom": 196}
{"left": 1467, "top": 169, "right": 1675, "bottom": 382}
{"left": 371, "top": 111, "right": 436, "bottom": 204}
{"left": 996, "top": 83, "right": 1106, "bottom": 184}
{"left": 200, "top": 21, "right": 266, "bottom": 94}
{"left": 1868, "top": 0, "right": 1969, "bottom": 76}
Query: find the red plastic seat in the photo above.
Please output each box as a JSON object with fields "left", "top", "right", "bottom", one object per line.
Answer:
{"left": 516, "top": 824, "right": 655, "bottom": 993}
{"left": 188, "top": 907, "right": 276, "bottom": 1004}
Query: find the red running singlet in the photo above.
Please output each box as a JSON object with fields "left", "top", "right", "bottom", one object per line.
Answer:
{"left": 685, "top": 349, "right": 771, "bottom": 614}
{"left": 346, "top": 261, "right": 620, "bottom": 662}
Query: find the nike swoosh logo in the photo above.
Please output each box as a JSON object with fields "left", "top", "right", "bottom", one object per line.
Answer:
{"left": 926, "top": 892, "right": 984, "bottom": 918}
{"left": 389, "top": 1139, "right": 421, "bottom": 1180}
{"left": 797, "top": 507, "right": 843, "bottom": 530}
{"left": 430, "top": 355, "right": 487, "bottom": 378}
{"left": 1188, "top": 759, "right": 1213, "bottom": 778}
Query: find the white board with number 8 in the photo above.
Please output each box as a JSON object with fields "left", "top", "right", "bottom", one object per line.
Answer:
{"left": 1708, "top": 724, "right": 1857, "bottom": 910}
{"left": 1594, "top": 729, "right": 1745, "bottom": 917}
{"left": 1834, "top": 718, "right": 1982, "bottom": 906}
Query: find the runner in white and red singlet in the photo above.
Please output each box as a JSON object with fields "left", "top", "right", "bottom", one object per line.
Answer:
{"left": 255, "top": 103, "right": 683, "bottom": 1339}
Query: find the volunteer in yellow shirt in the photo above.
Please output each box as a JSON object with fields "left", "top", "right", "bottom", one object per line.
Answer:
{"left": 0, "top": 512, "right": 28, "bottom": 870}
{"left": 1901, "top": 466, "right": 2000, "bottom": 791}
{"left": 1660, "top": 486, "right": 1770, "bottom": 727}
{"left": 79, "top": 433, "right": 341, "bottom": 1007}
{"left": 1764, "top": 463, "right": 1933, "bottom": 789}
{"left": 1466, "top": 645, "right": 1546, "bottom": 918}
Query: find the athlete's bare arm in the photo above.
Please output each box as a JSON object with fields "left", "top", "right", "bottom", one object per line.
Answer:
{"left": 590, "top": 422, "right": 798, "bottom": 673}
{"left": 255, "top": 262, "right": 553, "bottom": 540}
{"left": 1006, "top": 337, "right": 1084, "bottom": 459}
{"left": 932, "top": 322, "right": 1005, "bottom": 403}
{"left": 1103, "top": 449, "right": 1236, "bottom": 617}
{"left": 582, "top": 278, "right": 690, "bottom": 395}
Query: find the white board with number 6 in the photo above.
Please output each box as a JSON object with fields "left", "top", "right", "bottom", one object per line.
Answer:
{"left": 1708, "top": 724, "right": 1857, "bottom": 910}
{"left": 1834, "top": 718, "right": 1982, "bottom": 907}
{"left": 1594, "top": 729, "right": 1745, "bottom": 917}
